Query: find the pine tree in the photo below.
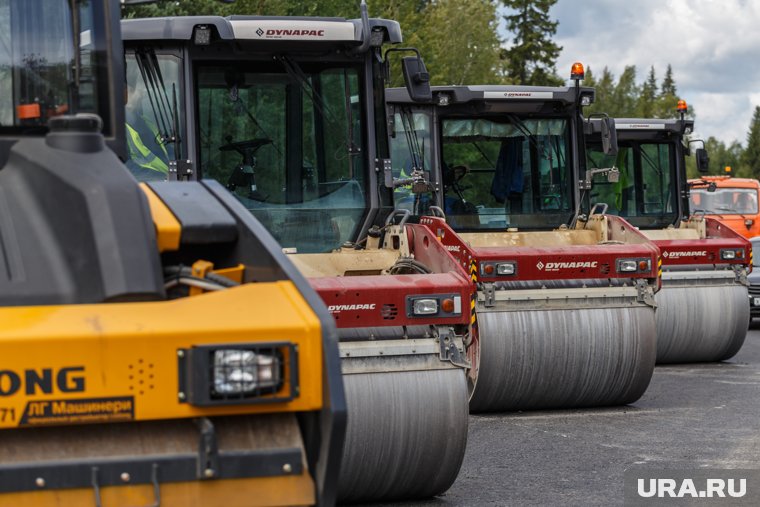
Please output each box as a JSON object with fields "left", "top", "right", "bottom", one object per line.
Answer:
{"left": 660, "top": 65, "right": 677, "bottom": 96}
{"left": 584, "top": 66, "right": 615, "bottom": 117}
{"left": 651, "top": 64, "right": 681, "bottom": 117}
{"left": 636, "top": 66, "right": 657, "bottom": 117}
{"left": 501, "top": 0, "right": 563, "bottom": 86}
{"left": 415, "top": 0, "right": 502, "bottom": 85}
{"left": 583, "top": 66, "right": 597, "bottom": 88}
{"left": 742, "top": 106, "right": 760, "bottom": 178}
{"left": 612, "top": 66, "right": 638, "bottom": 118}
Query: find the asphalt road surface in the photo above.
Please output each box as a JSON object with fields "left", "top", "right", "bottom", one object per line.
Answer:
{"left": 364, "top": 329, "right": 760, "bottom": 506}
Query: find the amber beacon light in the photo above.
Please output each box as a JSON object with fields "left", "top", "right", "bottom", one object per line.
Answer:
{"left": 571, "top": 62, "right": 585, "bottom": 80}
{"left": 677, "top": 100, "right": 688, "bottom": 112}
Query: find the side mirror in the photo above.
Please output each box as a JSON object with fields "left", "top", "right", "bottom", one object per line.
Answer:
{"left": 696, "top": 148, "right": 709, "bottom": 173}
{"left": 600, "top": 117, "right": 619, "bottom": 156}
{"left": 402, "top": 56, "right": 432, "bottom": 103}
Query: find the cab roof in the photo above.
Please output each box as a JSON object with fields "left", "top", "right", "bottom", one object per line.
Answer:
{"left": 386, "top": 85, "right": 594, "bottom": 107}
{"left": 121, "top": 16, "right": 402, "bottom": 45}
{"left": 587, "top": 117, "right": 694, "bottom": 136}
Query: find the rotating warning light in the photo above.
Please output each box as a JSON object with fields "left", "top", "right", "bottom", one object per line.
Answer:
{"left": 725, "top": 166, "right": 732, "bottom": 174}
{"left": 677, "top": 100, "right": 687, "bottom": 112}
{"left": 570, "top": 62, "right": 585, "bottom": 80}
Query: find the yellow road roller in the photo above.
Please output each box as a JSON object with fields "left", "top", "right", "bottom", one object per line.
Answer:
{"left": 0, "top": 1, "right": 345, "bottom": 505}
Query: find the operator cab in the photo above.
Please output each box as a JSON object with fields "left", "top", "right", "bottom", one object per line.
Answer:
{"left": 121, "top": 15, "right": 410, "bottom": 253}
{"left": 386, "top": 85, "right": 596, "bottom": 231}
{"left": 585, "top": 118, "right": 692, "bottom": 229}
{"left": 0, "top": 0, "right": 125, "bottom": 165}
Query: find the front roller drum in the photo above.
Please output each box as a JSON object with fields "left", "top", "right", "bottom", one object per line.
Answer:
{"left": 337, "top": 355, "right": 469, "bottom": 504}
{"left": 656, "top": 280, "right": 749, "bottom": 363}
{"left": 470, "top": 305, "right": 657, "bottom": 412}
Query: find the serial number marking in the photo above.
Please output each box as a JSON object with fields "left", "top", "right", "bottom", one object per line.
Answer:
{"left": 0, "top": 407, "right": 16, "bottom": 422}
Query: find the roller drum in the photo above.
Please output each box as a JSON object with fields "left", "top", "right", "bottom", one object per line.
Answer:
{"left": 655, "top": 280, "right": 749, "bottom": 363}
{"left": 470, "top": 306, "right": 657, "bottom": 412}
{"left": 337, "top": 367, "right": 469, "bottom": 504}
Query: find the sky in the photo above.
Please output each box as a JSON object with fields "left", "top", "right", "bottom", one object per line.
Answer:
{"left": 530, "top": 0, "right": 760, "bottom": 146}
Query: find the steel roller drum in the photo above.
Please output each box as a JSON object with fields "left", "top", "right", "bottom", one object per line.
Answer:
{"left": 337, "top": 365, "right": 469, "bottom": 504}
{"left": 469, "top": 305, "right": 657, "bottom": 412}
{"left": 655, "top": 273, "right": 749, "bottom": 363}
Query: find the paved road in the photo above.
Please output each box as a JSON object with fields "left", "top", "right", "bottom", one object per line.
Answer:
{"left": 367, "top": 329, "right": 760, "bottom": 506}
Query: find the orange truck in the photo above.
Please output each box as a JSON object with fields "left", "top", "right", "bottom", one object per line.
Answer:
{"left": 689, "top": 176, "right": 760, "bottom": 239}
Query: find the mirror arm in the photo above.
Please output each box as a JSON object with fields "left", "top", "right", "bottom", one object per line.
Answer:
{"left": 580, "top": 166, "right": 620, "bottom": 190}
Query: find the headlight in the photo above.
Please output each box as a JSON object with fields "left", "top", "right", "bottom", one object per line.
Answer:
{"left": 721, "top": 248, "right": 743, "bottom": 260}
{"left": 481, "top": 261, "right": 517, "bottom": 276}
{"left": 407, "top": 295, "right": 462, "bottom": 317}
{"left": 616, "top": 258, "right": 651, "bottom": 273}
{"left": 413, "top": 298, "right": 438, "bottom": 315}
{"left": 618, "top": 260, "right": 637, "bottom": 272}
{"left": 179, "top": 343, "right": 295, "bottom": 406}
{"left": 213, "top": 350, "right": 281, "bottom": 395}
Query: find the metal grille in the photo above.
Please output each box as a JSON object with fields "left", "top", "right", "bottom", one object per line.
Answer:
{"left": 748, "top": 285, "right": 760, "bottom": 296}
{"left": 381, "top": 304, "right": 398, "bottom": 320}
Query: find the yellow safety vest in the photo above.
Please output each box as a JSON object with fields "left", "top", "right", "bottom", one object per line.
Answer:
{"left": 125, "top": 119, "right": 169, "bottom": 174}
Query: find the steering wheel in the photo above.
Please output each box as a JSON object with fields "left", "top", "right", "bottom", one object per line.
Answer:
{"left": 219, "top": 138, "right": 272, "bottom": 200}
{"left": 219, "top": 137, "right": 273, "bottom": 156}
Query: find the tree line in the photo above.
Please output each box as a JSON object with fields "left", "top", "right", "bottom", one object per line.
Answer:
{"left": 125, "top": 0, "right": 760, "bottom": 179}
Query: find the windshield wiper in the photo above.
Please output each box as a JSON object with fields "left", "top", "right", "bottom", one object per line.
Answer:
{"left": 471, "top": 141, "right": 494, "bottom": 166}
{"left": 505, "top": 113, "right": 553, "bottom": 165}
{"left": 135, "top": 48, "right": 180, "bottom": 158}
{"left": 276, "top": 56, "right": 357, "bottom": 158}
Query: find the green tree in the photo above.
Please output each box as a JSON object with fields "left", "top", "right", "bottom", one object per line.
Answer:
{"left": 653, "top": 64, "right": 681, "bottom": 118}
{"left": 611, "top": 65, "right": 638, "bottom": 118}
{"left": 686, "top": 137, "right": 744, "bottom": 178}
{"left": 583, "top": 66, "right": 597, "bottom": 88}
{"left": 413, "top": 0, "right": 502, "bottom": 85}
{"left": 501, "top": 0, "right": 562, "bottom": 85}
{"left": 584, "top": 66, "right": 614, "bottom": 117}
{"left": 124, "top": 0, "right": 504, "bottom": 88}
{"left": 636, "top": 66, "right": 657, "bottom": 117}
{"left": 742, "top": 106, "right": 760, "bottom": 178}
{"left": 123, "top": 0, "right": 288, "bottom": 17}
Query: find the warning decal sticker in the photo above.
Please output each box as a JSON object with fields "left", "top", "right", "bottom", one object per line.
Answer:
{"left": 19, "top": 396, "right": 134, "bottom": 426}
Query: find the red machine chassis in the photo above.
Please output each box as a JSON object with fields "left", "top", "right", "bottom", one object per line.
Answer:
{"left": 307, "top": 224, "right": 473, "bottom": 329}
{"left": 654, "top": 217, "right": 751, "bottom": 269}
{"left": 419, "top": 216, "right": 661, "bottom": 284}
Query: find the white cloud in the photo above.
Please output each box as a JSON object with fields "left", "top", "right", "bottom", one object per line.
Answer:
{"left": 544, "top": 0, "right": 760, "bottom": 144}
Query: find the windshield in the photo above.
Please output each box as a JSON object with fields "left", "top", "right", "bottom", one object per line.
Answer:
{"left": 586, "top": 142, "right": 678, "bottom": 228}
{"left": 0, "top": 0, "right": 109, "bottom": 135}
{"left": 124, "top": 52, "right": 181, "bottom": 181}
{"left": 440, "top": 116, "right": 573, "bottom": 230}
{"left": 389, "top": 108, "right": 433, "bottom": 213}
{"left": 196, "top": 61, "right": 366, "bottom": 253}
{"left": 690, "top": 187, "right": 759, "bottom": 215}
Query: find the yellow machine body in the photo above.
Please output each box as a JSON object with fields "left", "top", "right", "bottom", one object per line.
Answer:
{"left": 0, "top": 283, "right": 323, "bottom": 429}
{"left": 0, "top": 179, "right": 345, "bottom": 506}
